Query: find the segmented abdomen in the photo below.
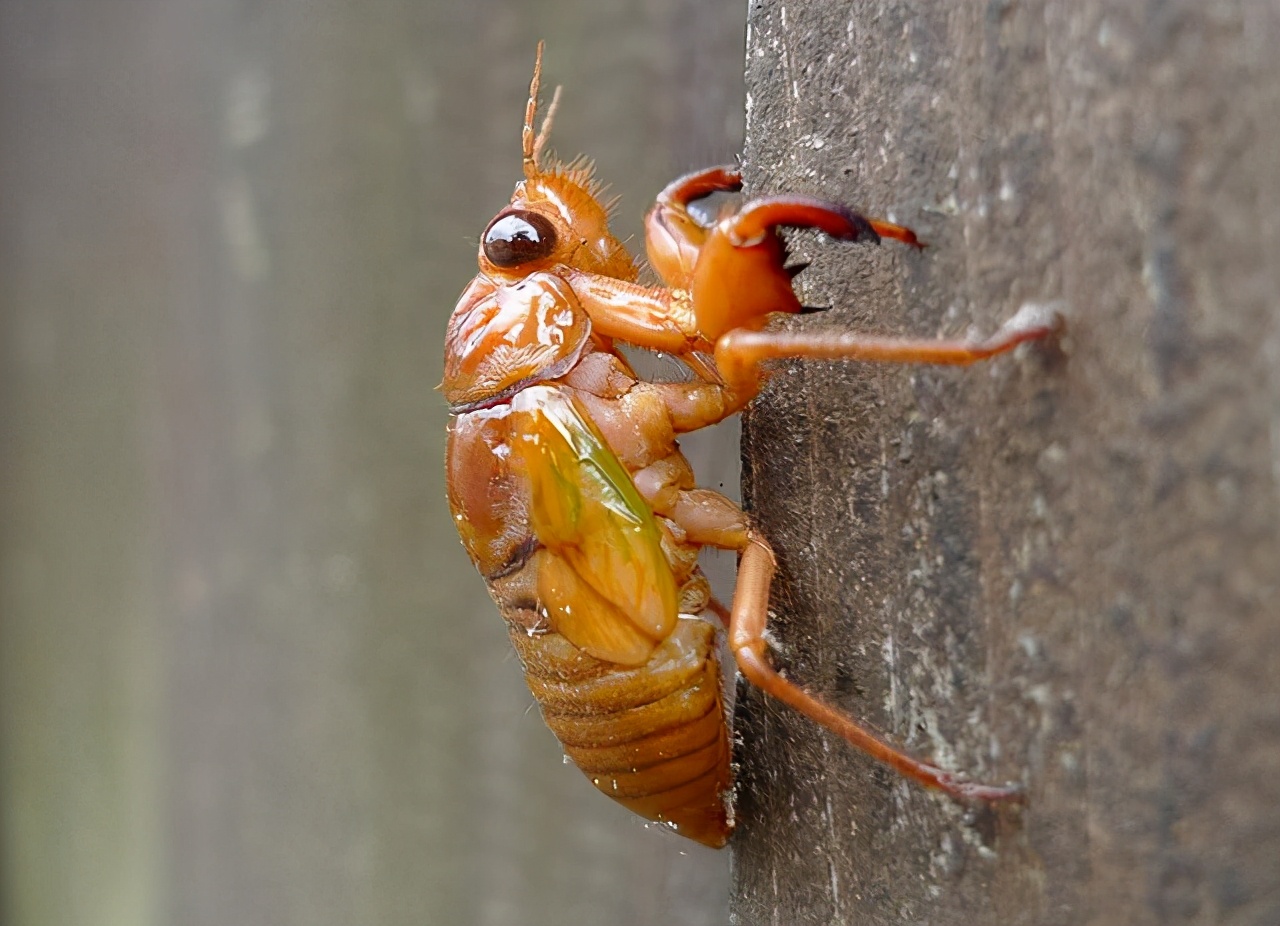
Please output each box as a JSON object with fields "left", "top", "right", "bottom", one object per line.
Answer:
{"left": 508, "top": 616, "right": 732, "bottom": 848}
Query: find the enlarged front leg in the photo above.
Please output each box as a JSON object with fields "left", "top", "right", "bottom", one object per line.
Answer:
{"left": 643, "top": 166, "right": 922, "bottom": 293}
{"left": 690, "top": 194, "right": 909, "bottom": 342}
{"left": 678, "top": 193, "right": 1063, "bottom": 397}
{"left": 645, "top": 165, "right": 743, "bottom": 287}
{"left": 560, "top": 269, "right": 723, "bottom": 381}
{"left": 560, "top": 271, "right": 696, "bottom": 353}
{"left": 636, "top": 169, "right": 961, "bottom": 390}
{"left": 559, "top": 165, "right": 754, "bottom": 355}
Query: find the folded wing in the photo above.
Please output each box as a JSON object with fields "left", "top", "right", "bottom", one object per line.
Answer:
{"left": 511, "top": 385, "right": 678, "bottom": 666}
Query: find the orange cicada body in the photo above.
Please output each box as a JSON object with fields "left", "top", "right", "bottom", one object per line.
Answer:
{"left": 442, "top": 44, "right": 1061, "bottom": 847}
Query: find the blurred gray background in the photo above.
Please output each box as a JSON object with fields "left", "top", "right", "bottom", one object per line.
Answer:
{"left": 0, "top": 2, "right": 745, "bottom": 924}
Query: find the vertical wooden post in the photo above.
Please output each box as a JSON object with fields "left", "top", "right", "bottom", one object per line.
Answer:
{"left": 732, "top": 2, "right": 1280, "bottom": 924}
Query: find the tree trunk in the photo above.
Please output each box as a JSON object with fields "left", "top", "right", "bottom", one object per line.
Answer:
{"left": 731, "top": 2, "right": 1280, "bottom": 925}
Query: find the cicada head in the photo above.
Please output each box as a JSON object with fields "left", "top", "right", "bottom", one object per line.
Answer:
{"left": 476, "top": 43, "right": 637, "bottom": 283}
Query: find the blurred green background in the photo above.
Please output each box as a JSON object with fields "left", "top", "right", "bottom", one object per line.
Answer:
{"left": 0, "top": 2, "right": 745, "bottom": 924}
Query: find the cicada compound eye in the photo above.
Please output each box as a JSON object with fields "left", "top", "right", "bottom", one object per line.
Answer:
{"left": 482, "top": 210, "right": 558, "bottom": 268}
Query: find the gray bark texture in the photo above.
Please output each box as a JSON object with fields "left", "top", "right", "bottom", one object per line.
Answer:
{"left": 730, "top": 2, "right": 1280, "bottom": 925}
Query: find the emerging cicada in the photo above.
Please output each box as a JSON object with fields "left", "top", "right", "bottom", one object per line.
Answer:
{"left": 442, "top": 44, "right": 1060, "bottom": 847}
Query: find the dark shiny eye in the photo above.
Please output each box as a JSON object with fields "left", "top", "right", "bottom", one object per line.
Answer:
{"left": 482, "top": 210, "right": 557, "bottom": 268}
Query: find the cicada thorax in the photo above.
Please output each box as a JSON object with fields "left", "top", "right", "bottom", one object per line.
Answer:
{"left": 441, "top": 272, "right": 593, "bottom": 413}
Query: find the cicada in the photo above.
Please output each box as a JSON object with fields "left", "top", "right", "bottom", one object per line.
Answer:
{"left": 442, "top": 44, "right": 1059, "bottom": 847}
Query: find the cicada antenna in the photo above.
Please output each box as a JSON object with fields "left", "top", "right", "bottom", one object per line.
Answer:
{"left": 523, "top": 40, "right": 562, "bottom": 179}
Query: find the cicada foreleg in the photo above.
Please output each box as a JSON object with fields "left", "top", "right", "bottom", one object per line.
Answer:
{"left": 645, "top": 166, "right": 922, "bottom": 287}
{"left": 644, "top": 167, "right": 741, "bottom": 307}
{"left": 654, "top": 165, "right": 743, "bottom": 211}
{"left": 689, "top": 194, "right": 1062, "bottom": 396}
{"left": 558, "top": 270, "right": 722, "bottom": 382}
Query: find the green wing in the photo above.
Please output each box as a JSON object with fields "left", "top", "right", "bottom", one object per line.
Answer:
{"left": 511, "top": 385, "right": 679, "bottom": 666}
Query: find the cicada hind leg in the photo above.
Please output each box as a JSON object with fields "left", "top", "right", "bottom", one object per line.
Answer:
{"left": 692, "top": 505, "right": 1024, "bottom": 803}
{"left": 728, "top": 535, "right": 1023, "bottom": 803}
{"left": 631, "top": 399, "right": 1028, "bottom": 804}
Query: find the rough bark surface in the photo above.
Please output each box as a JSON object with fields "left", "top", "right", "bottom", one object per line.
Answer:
{"left": 731, "top": 2, "right": 1280, "bottom": 925}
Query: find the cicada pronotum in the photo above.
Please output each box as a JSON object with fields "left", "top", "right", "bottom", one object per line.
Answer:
{"left": 442, "top": 44, "right": 1060, "bottom": 847}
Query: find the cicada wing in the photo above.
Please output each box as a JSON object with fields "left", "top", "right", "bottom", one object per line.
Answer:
{"left": 535, "top": 554, "right": 657, "bottom": 667}
{"left": 511, "top": 386, "right": 679, "bottom": 666}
